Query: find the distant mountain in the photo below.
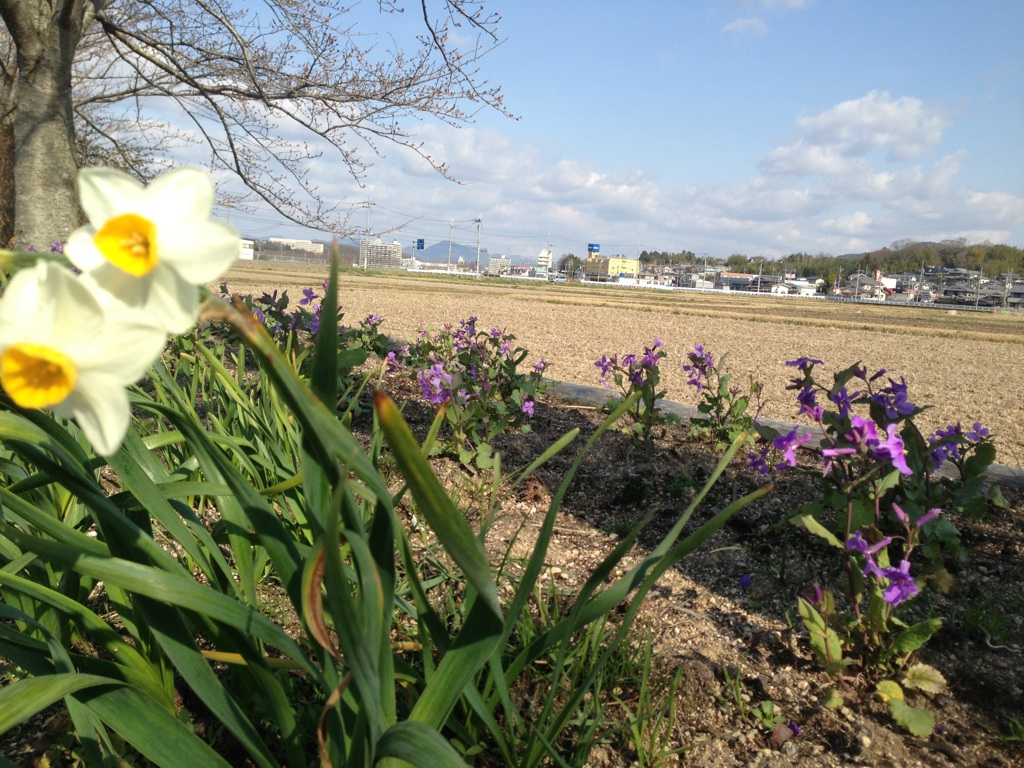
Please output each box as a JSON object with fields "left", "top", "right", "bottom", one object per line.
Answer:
{"left": 419, "top": 241, "right": 490, "bottom": 263}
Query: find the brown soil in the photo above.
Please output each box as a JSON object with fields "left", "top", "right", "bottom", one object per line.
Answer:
{"left": 225, "top": 262, "right": 1021, "bottom": 766}
{"left": 358, "top": 365, "right": 1024, "bottom": 768}
{"left": 222, "top": 263, "right": 1024, "bottom": 470}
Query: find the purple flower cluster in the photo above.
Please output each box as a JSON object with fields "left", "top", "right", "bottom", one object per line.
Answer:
{"left": 821, "top": 414, "right": 912, "bottom": 475}
{"left": 750, "top": 425, "right": 814, "bottom": 473}
{"left": 869, "top": 376, "right": 916, "bottom": 425}
{"left": 682, "top": 343, "right": 714, "bottom": 394}
{"left": 417, "top": 362, "right": 453, "bottom": 406}
{"left": 927, "top": 421, "right": 990, "bottom": 469}
{"left": 845, "top": 532, "right": 919, "bottom": 606}
{"left": 595, "top": 340, "right": 664, "bottom": 389}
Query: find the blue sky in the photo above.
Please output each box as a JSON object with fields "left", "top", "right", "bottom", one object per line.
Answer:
{"left": 216, "top": 1, "right": 1024, "bottom": 262}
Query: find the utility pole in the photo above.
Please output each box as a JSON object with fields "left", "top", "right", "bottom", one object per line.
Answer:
{"left": 447, "top": 219, "right": 454, "bottom": 272}
{"left": 475, "top": 216, "right": 482, "bottom": 276}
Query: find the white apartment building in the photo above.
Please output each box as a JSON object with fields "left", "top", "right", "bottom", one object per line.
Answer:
{"left": 268, "top": 237, "right": 325, "bottom": 255}
{"left": 359, "top": 238, "right": 403, "bottom": 269}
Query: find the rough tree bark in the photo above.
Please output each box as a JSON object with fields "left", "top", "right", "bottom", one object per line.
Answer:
{"left": 0, "top": 0, "right": 100, "bottom": 249}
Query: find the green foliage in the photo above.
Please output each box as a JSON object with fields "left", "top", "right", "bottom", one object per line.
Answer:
{"left": 595, "top": 340, "right": 680, "bottom": 456}
{"left": 403, "top": 316, "right": 549, "bottom": 464}
{"left": 682, "top": 345, "right": 762, "bottom": 451}
{"left": 0, "top": 260, "right": 768, "bottom": 765}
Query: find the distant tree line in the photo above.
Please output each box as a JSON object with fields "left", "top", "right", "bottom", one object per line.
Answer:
{"left": 710, "top": 240, "right": 1024, "bottom": 282}
{"left": 639, "top": 250, "right": 697, "bottom": 266}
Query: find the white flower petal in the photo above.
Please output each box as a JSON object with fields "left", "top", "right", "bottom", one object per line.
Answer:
{"left": 78, "top": 168, "right": 145, "bottom": 223}
{"left": 65, "top": 228, "right": 107, "bottom": 271}
{"left": 74, "top": 311, "right": 167, "bottom": 383}
{"left": 0, "top": 262, "right": 104, "bottom": 349}
{"left": 158, "top": 220, "right": 240, "bottom": 283}
{"left": 143, "top": 269, "right": 201, "bottom": 334}
{"left": 56, "top": 376, "right": 131, "bottom": 457}
{"left": 143, "top": 167, "right": 215, "bottom": 222}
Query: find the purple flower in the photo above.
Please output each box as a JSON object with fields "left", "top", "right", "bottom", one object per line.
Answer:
{"left": 915, "top": 508, "right": 943, "bottom": 527}
{"left": 785, "top": 357, "right": 822, "bottom": 372}
{"left": 830, "top": 386, "right": 856, "bottom": 420}
{"left": 847, "top": 415, "right": 879, "bottom": 447}
{"left": 363, "top": 313, "right": 382, "bottom": 328}
{"left": 738, "top": 573, "right": 752, "bottom": 590}
{"left": 871, "top": 377, "right": 916, "bottom": 423}
{"left": 795, "top": 386, "right": 818, "bottom": 417}
{"left": 879, "top": 560, "right": 919, "bottom": 606}
{"left": 966, "top": 422, "right": 989, "bottom": 442}
{"left": 927, "top": 423, "right": 963, "bottom": 468}
{"left": 299, "top": 287, "right": 317, "bottom": 306}
{"left": 683, "top": 345, "right": 713, "bottom": 393}
{"left": 521, "top": 399, "right": 535, "bottom": 416}
{"left": 385, "top": 350, "right": 402, "bottom": 372}
{"left": 595, "top": 354, "right": 615, "bottom": 384}
{"left": 892, "top": 503, "right": 910, "bottom": 526}
{"left": 418, "top": 363, "right": 452, "bottom": 406}
{"left": 801, "top": 584, "right": 824, "bottom": 606}
{"left": 773, "top": 426, "right": 813, "bottom": 469}
{"left": 500, "top": 340, "right": 511, "bottom": 356}
{"left": 641, "top": 343, "right": 661, "bottom": 368}
{"left": 845, "top": 531, "right": 893, "bottom": 557}
{"left": 748, "top": 447, "right": 771, "bottom": 476}
{"left": 533, "top": 357, "right": 548, "bottom": 374}
{"left": 872, "top": 430, "right": 912, "bottom": 475}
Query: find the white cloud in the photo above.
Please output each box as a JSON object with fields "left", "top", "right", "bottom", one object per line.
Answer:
{"left": 721, "top": 17, "right": 769, "bottom": 36}
{"left": 790, "top": 90, "right": 950, "bottom": 161}
{"left": 217, "top": 90, "right": 1024, "bottom": 260}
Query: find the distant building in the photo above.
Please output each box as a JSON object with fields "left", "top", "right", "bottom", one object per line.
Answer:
{"left": 359, "top": 238, "right": 403, "bottom": 269}
{"left": 488, "top": 256, "right": 512, "bottom": 276}
{"left": 582, "top": 255, "right": 640, "bottom": 282}
{"left": 268, "top": 237, "right": 324, "bottom": 255}
{"left": 239, "top": 238, "right": 254, "bottom": 261}
{"left": 536, "top": 247, "right": 554, "bottom": 275}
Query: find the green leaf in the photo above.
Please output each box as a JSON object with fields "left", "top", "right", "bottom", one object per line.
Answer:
{"left": 374, "top": 391, "right": 500, "bottom": 619}
{"left": 889, "top": 699, "right": 935, "bottom": 737}
{"left": 375, "top": 720, "right": 472, "bottom": 767}
{"left": 903, "top": 663, "right": 947, "bottom": 694}
{"left": 822, "top": 688, "right": 844, "bottom": 709}
{"left": 0, "top": 673, "right": 112, "bottom": 733}
{"left": 875, "top": 679, "right": 904, "bottom": 703}
{"left": 81, "top": 685, "right": 233, "bottom": 766}
{"left": 796, "top": 597, "right": 846, "bottom": 675}
{"left": 890, "top": 618, "right": 942, "bottom": 655}
{"left": 311, "top": 251, "right": 340, "bottom": 405}
{"left": 790, "top": 513, "right": 843, "bottom": 549}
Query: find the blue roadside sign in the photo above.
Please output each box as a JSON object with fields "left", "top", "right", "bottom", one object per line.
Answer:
{"left": 416, "top": 238, "right": 425, "bottom": 250}
{"left": 588, "top": 243, "right": 600, "bottom": 253}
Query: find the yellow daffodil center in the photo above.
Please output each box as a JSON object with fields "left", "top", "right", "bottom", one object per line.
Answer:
{"left": 1, "top": 343, "right": 77, "bottom": 409}
{"left": 95, "top": 213, "right": 159, "bottom": 276}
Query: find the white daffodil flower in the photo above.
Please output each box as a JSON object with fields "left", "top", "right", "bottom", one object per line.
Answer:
{"left": 0, "top": 261, "right": 167, "bottom": 456}
{"left": 65, "top": 167, "right": 240, "bottom": 334}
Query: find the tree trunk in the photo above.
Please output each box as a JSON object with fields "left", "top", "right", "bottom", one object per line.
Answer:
{"left": 0, "top": 115, "right": 14, "bottom": 247}
{"left": 0, "top": 0, "right": 94, "bottom": 249}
